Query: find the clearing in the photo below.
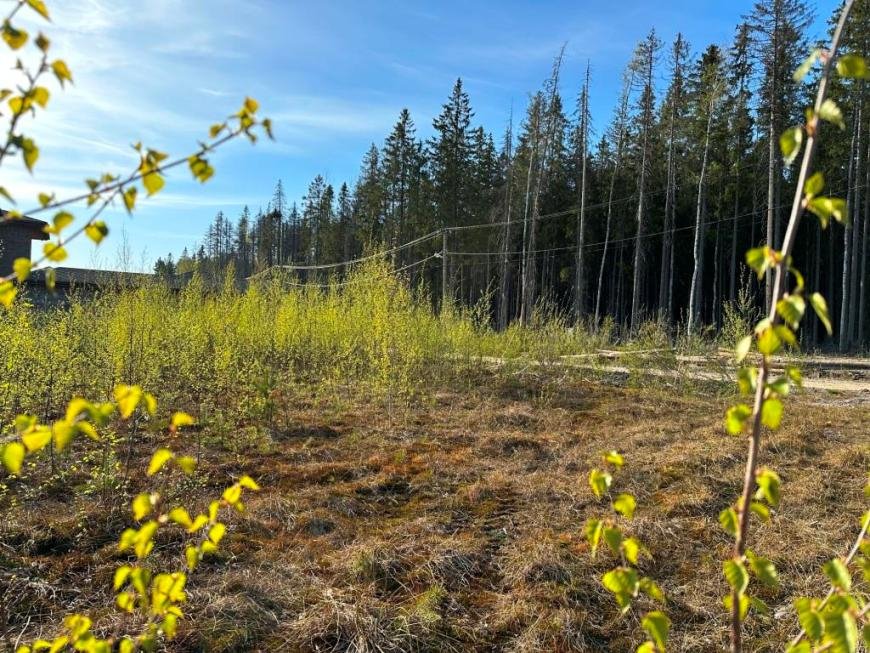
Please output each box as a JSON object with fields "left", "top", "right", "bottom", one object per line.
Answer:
{"left": 2, "top": 368, "right": 867, "bottom": 652}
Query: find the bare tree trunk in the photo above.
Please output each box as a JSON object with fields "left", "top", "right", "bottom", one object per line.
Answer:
{"left": 848, "top": 101, "right": 863, "bottom": 345}
{"left": 860, "top": 123, "right": 870, "bottom": 346}
{"left": 630, "top": 50, "right": 656, "bottom": 332}
{"left": 573, "top": 62, "right": 591, "bottom": 322}
{"left": 688, "top": 95, "right": 715, "bottom": 334}
{"left": 522, "top": 48, "right": 565, "bottom": 324}
{"left": 730, "top": 136, "right": 741, "bottom": 303}
{"left": 840, "top": 113, "right": 858, "bottom": 351}
{"left": 518, "top": 100, "right": 538, "bottom": 327}
{"left": 766, "top": 105, "right": 776, "bottom": 314}
{"left": 595, "top": 74, "right": 633, "bottom": 326}
{"left": 498, "top": 112, "right": 514, "bottom": 330}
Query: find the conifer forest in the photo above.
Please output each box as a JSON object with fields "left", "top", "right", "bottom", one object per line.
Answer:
{"left": 158, "top": 1, "right": 870, "bottom": 350}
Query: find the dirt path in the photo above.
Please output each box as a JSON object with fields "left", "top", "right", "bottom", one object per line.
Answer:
{"left": 472, "top": 351, "right": 870, "bottom": 403}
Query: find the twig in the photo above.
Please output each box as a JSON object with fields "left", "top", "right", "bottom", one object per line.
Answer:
{"left": 729, "top": 3, "right": 854, "bottom": 651}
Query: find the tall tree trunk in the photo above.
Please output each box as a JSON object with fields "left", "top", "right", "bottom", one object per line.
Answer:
{"left": 840, "top": 113, "right": 858, "bottom": 351}
{"left": 688, "top": 95, "right": 714, "bottom": 334}
{"left": 519, "top": 106, "right": 539, "bottom": 325}
{"left": 522, "top": 48, "right": 565, "bottom": 324}
{"left": 848, "top": 101, "right": 863, "bottom": 344}
{"left": 497, "top": 112, "right": 514, "bottom": 330}
{"left": 860, "top": 122, "right": 870, "bottom": 346}
{"left": 659, "top": 103, "right": 678, "bottom": 322}
{"left": 595, "top": 75, "right": 633, "bottom": 326}
{"left": 573, "top": 62, "right": 591, "bottom": 322}
{"left": 630, "top": 52, "right": 655, "bottom": 332}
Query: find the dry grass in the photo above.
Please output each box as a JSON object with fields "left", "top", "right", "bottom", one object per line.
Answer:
{"left": 1, "top": 369, "right": 868, "bottom": 652}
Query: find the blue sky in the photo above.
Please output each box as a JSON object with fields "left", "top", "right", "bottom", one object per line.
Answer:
{"left": 4, "top": 0, "right": 839, "bottom": 270}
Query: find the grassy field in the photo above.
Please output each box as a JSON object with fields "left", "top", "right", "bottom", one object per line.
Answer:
{"left": 2, "top": 359, "right": 867, "bottom": 652}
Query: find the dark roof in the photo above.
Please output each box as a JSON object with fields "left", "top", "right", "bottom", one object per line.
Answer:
{"left": 28, "top": 267, "right": 189, "bottom": 290}
{"left": 0, "top": 209, "right": 49, "bottom": 240}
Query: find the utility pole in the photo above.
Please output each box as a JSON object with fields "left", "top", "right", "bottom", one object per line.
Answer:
{"left": 441, "top": 228, "right": 449, "bottom": 311}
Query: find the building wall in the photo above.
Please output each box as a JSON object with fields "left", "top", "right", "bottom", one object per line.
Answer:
{"left": 0, "top": 229, "right": 35, "bottom": 277}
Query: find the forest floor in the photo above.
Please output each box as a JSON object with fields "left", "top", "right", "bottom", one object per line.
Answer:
{"left": 1, "top": 367, "right": 868, "bottom": 652}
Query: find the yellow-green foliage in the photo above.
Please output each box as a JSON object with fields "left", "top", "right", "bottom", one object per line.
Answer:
{"left": 0, "top": 260, "right": 611, "bottom": 427}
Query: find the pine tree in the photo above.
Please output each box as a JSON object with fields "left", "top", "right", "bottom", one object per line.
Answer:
{"left": 429, "top": 78, "right": 474, "bottom": 229}
{"left": 658, "top": 33, "right": 689, "bottom": 323}
{"left": 748, "top": 0, "right": 812, "bottom": 311}
{"left": 628, "top": 29, "right": 662, "bottom": 331}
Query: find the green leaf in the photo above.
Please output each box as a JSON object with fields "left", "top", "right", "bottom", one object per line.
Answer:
{"left": 723, "top": 592, "right": 750, "bottom": 621}
{"left": 589, "top": 469, "right": 612, "bottom": 498}
{"left": 122, "top": 186, "right": 137, "bottom": 213}
{"left": 795, "top": 597, "right": 824, "bottom": 643}
{"left": 1, "top": 441, "right": 25, "bottom": 474}
{"left": 823, "top": 559, "right": 851, "bottom": 591}
{"left": 749, "top": 501, "right": 770, "bottom": 522}
{"left": 168, "top": 507, "right": 192, "bottom": 528}
{"left": 723, "top": 559, "right": 749, "bottom": 595}
{"left": 20, "top": 137, "right": 38, "bottom": 171}
{"left": 794, "top": 49, "right": 821, "bottom": 81}
{"left": 777, "top": 295, "right": 805, "bottom": 330}
{"left": 613, "top": 493, "right": 636, "bottom": 519}
{"left": 736, "top": 367, "right": 758, "bottom": 395}
{"left": 84, "top": 220, "right": 108, "bottom": 244}
{"left": 114, "top": 384, "right": 142, "bottom": 418}
{"left": 113, "top": 565, "right": 131, "bottom": 591}
{"left": 757, "top": 326, "right": 782, "bottom": 356}
{"left": 603, "top": 526, "right": 623, "bottom": 554}
{"left": 809, "top": 292, "right": 833, "bottom": 335}
{"left": 761, "top": 398, "right": 783, "bottom": 430}
{"left": 639, "top": 577, "right": 665, "bottom": 603}
{"left": 147, "top": 448, "right": 174, "bottom": 476}
{"left": 804, "top": 171, "right": 824, "bottom": 198}
{"left": 746, "top": 550, "right": 778, "bottom": 587}
{"left": 823, "top": 608, "right": 858, "bottom": 653}
{"left": 735, "top": 335, "right": 752, "bottom": 363}
{"left": 13, "top": 257, "right": 32, "bottom": 282}
{"left": 42, "top": 242, "right": 67, "bottom": 262}
{"left": 719, "top": 507, "right": 738, "bottom": 536}
{"left": 142, "top": 171, "right": 165, "bottom": 196}
{"left": 132, "top": 493, "right": 154, "bottom": 521}
{"left": 623, "top": 537, "right": 642, "bottom": 564}
{"left": 785, "top": 642, "right": 811, "bottom": 653}
{"left": 755, "top": 468, "right": 781, "bottom": 507}
{"left": 808, "top": 197, "right": 847, "bottom": 228}
{"left": 51, "top": 59, "right": 72, "bottom": 87}
{"left": 780, "top": 126, "right": 804, "bottom": 166}
{"left": 602, "top": 567, "right": 639, "bottom": 612}
{"left": 837, "top": 54, "right": 869, "bottom": 79}
{"left": 818, "top": 98, "right": 845, "bottom": 129}
{"left": 49, "top": 211, "right": 74, "bottom": 233}
{"left": 170, "top": 411, "right": 195, "bottom": 428}
{"left": 745, "top": 246, "right": 774, "bottom": 279}
{"left": 641, "top": 611, "right": 670, "bottom": 652}
{"left": 602, "top": 450, "right": 624, "bottom": 467}
{"left": 21, "top": 427, "right": 51, "bottom": 452}
{"left": 25, "top": 0, "right": 50, "bottom": 20}
{"left": 2, "top": 21, "right": 28, "bottom": 50}
{"left": 725, "top": 404, "right": 752, "bottom": 435}
{"left": 208, "top": 522, "right": 226, "bottom": 545}
{"left": 0, "top": 281, "right": 17, "bottom": 308}
{"left": 585, "top": 518, "right": 603, "bottom": 557}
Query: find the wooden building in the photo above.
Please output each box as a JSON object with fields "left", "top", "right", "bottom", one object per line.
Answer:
{"left": 0, "top": 210, "right": 49, "bottom": 277}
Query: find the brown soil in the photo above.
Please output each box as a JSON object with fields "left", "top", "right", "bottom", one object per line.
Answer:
{"left": 1, "top": 370, "right": 867, "bottom": 652}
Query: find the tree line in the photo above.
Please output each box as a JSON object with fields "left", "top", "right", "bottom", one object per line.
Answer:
{"left": 154, "top": 0, "right": 870, "bottom": 350}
